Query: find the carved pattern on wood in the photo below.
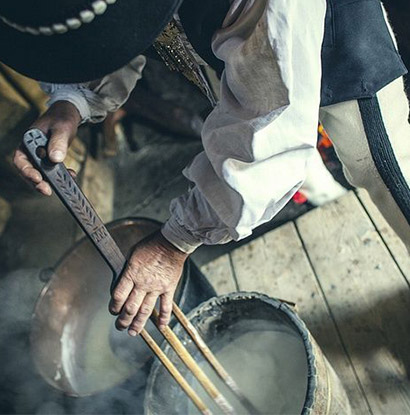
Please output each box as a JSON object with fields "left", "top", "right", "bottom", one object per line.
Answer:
{"left": 25, "top": 130, "right": 46, "bottom": 147}
{"left": 55, "top": 170, "right": 98, "bottom": 232}
{"left": 90, "top": 226, "right": 109, "bottom": 244}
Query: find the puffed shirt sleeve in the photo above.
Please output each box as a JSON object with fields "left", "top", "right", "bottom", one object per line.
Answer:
{"left": 161, "top": 0, "right": 327, "bottom": 253}
{"left": 40, "top": 55, "right": 146, "bottom": 123}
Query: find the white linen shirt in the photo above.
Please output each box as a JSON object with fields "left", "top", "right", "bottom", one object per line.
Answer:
{"left": 42, "top": 0, "right": 327, "bottom": 253}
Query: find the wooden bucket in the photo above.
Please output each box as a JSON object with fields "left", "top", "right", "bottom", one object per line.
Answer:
{"left": 145, "top": 292, "right": 351, "bottom": 415}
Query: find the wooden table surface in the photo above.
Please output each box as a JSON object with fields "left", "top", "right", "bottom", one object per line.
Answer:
{"left": 199, "top": 190, "right": 410, "bottom": 414}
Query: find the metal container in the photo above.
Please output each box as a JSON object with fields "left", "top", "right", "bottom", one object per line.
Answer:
{"left": 30, "top": 217, "right": 215, "bottom": 397}
{"left": 145, "top": 292, "right": 351, "bottom": 415}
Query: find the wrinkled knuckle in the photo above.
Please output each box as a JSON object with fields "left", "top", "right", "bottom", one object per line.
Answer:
{"left": 124, "top": 265, "right": 138, "bottom": 278}
{"left": 135, "top": 314, "right": 146, "bottom": 324}
{"left": 124, "top": 304, "right": 136, "bottom": 315}
{"left": 161, "top": 309, "right": 171, "bottom": 318}
{"left": 112, "top": 291, "right": 124, "bottom": 303}
{"left": 159, "top": 316, "right": 170, "bottom": 325}
{"left": 138, "top": 307, "right": 151, "bottom": 317}
{"left": 124, "top": 272, "right": 135, "bottom": 282}
{"left": 161, "top": 305, "right": 172, "bottom": 314}
{"left": 130, "top": 322, "right": 142, "bottom": 332}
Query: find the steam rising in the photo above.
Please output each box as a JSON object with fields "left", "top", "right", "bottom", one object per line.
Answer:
{"left": 0, "top": 269, "right": 149, "bottom": 415}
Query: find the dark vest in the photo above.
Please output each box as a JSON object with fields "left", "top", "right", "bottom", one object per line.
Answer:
{"left": 179, "top": 0, "right": 407, "bottom": 107}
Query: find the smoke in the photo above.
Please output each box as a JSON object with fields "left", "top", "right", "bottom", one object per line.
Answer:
{"left": 0, "top": 268, "right": 63, "bottom": 414}
{"left": 0, "top": 268, "right": 149, "bottom": 415}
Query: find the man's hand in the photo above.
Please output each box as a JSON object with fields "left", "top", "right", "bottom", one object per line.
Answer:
{"left": 109, "top": 230, "right": 189, "bottom": 336}
{"left": 13, "top": 101, "right": 81, "bottom": 195}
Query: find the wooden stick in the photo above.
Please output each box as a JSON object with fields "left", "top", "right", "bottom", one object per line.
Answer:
{"left": 172, "top": 303, "right": 259, "bottom": 414}
{"left": 151, "top": 310, "right": 234, "bottom": 415}
{"left": 140, "top": 329, "right": 212, "bottom": 415}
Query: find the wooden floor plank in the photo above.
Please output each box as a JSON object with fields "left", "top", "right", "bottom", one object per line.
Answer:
{"left": 199, "top": 255, "right": 237, "bottom": 295}
{"left": 357, "top": 188, "right": 410, "bottom": 282}
{"left": 296, "top": 191, "right": 410, "bottom": 414}
{"left": 230, "top": 222, "right": 370, "bottom": 413}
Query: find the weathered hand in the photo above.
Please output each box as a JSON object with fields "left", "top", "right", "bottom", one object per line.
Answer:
{"left": 13, "top": 100, "right": 81, "bottom": 195}
{"left": 109, "top": 230, "right": 189, "bottom": 336}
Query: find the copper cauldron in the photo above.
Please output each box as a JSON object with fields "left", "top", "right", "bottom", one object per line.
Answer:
{"left": 30, "top": 217, "right": 215, "bottom": 397}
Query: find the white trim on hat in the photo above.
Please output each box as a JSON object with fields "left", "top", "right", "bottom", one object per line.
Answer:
{"left": 0, "top": 0, "right": 117, "bottom": 36}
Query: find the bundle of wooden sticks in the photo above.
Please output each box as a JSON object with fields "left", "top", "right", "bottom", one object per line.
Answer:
{"left": 143, "top": 302, "right": 257, "bottom": 415}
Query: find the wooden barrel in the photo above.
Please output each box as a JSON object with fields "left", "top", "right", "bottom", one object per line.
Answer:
{"left": 145, "top": 292, "right": 351, "bottom": 415}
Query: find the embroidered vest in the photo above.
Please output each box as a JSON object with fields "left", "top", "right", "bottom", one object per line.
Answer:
{"left": 177, "top": 0, "right": 407, "bottom": 107}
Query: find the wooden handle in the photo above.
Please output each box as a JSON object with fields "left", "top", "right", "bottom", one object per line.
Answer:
{"left": 23, "top": 128, "right": 126, "bottom": 291}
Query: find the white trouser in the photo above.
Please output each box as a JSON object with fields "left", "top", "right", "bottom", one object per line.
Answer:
{"left": 319, "top": 77, "right": 410, "bottom": 251}
{"left": 300, "top": 149, "right": 347, "bottom": 207}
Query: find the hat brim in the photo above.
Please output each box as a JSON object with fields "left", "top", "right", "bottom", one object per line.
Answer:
{"left": 0, "top": 0, "right": 182, "bottom": 83}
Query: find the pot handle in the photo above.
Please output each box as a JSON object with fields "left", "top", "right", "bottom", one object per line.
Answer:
{"left": 23, "top": 128, "right": 126, "bottom": 292}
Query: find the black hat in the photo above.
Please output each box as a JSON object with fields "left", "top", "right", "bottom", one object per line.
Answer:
{"left": 0, "top": 0, "right": 182, "bottom": 83}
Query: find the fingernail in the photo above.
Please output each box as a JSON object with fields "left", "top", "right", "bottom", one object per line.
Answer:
{"left": 51, "top": 150, "right": 64, "bottom": 162}
{"left": 128, "top": 330, "right": 137, "bottom": 337}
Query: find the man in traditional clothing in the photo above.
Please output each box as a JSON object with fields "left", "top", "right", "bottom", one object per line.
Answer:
{"left": 1, "top": 0, "right": 409, "bottom": 335}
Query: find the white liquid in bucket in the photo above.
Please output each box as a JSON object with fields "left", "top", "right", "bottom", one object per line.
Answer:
{"left": 187, "top": 323, "right": 308, "bottom": 415}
